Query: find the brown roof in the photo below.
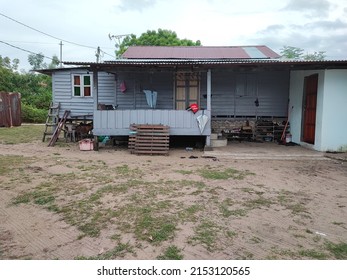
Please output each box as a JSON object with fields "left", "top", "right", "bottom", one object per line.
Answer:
{"left": 121, "top": 46, "right": 280, "bottom": 59}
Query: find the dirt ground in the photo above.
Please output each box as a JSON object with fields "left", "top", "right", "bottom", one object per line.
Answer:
{"left": 0, "top": 140, "right": 346, "bottom": 260}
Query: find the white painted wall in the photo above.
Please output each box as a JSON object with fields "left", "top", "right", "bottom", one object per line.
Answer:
{"left": 320, "top": 70, "right": 347, "bottom": 151}
{"left": 289, "top": 69, "right": 347, "bottom": 152}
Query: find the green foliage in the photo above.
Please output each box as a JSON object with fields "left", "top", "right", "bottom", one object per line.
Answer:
{"left": 28, "top": 53, "right": 60, "bottom": 70}
{"left": 325, "top": 242, "right": 347, "bottom": 259}
{"left": 0, "top": 55, "right": 52, "bottom": 122}
{"left": 198, "top": 167, "right": 254, "bottom": 180}
{"left": 302, "top": 51, "right": 326, "bottom": 61}
{"left": 280, "top": 46, "right": 304, "bottom": 59}
{"left": 157, "top": 245, "right": 184, "bottom": 260}
{"left": 280, "top": 45, "right": 326, "bottom": 60}
{"left": 115, "top": 29, "right": 201, "bottom": 57}
{"left": 0, "top": 55, "right": 19, "bottom": 70}
{"left": 28, "top": 53, "right": 45, "bottom": 70}
{"left": 21, "top": 103, "right": 47, "bottom": 123}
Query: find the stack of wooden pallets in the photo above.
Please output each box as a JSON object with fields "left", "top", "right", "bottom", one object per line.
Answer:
{"left": 128, "top": 124, "right": 170, "bottom": 155}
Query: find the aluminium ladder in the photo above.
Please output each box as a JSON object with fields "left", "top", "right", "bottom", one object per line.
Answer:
{"left": 42, "top": 102, "right": 60, "bottom": 142}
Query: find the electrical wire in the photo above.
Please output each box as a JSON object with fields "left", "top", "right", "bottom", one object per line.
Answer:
{"left": 0, "top": 12, "right": 119, "bottom": 59}
{"left": 0, "top": 40, "right": 55, "bottom": 61}
{"left": 0, "top": 12, "right": 117, "bottom": 60}
{"left": 101, "top": 50, "right": 115, "bottom": 59}
{"left": 0, "top": 12, "right": 96, "bottom": 50}
{"left": 2, "top": 40, "right": 58, "bottom": 45}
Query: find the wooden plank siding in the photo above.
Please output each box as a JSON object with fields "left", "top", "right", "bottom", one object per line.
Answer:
{"left": 93, "top": 109, "right": 211, "bottom": 136}
{"left": 210, "top": 70, "right": 289, "bottom": 117}
{"left": 115, "top": 72, "right": 174, "bottom": 110}
{"left": 52, "top": 70, "right": 115, "bottom": 118}
{"left": 51, "top": 68, "right": 289, "bottom": 136}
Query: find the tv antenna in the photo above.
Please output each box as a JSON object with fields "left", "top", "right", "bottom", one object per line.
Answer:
{"left": 109, "top": 33, "right": 131, "bottom": 58}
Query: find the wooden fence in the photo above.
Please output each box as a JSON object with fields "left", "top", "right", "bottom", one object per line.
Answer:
{"left": 0, "top": 92, "right": 22, "bottom": 127}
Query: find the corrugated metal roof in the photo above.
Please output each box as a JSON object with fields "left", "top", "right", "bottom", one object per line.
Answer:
{"left": 63, "top": 59, "right": 347, "bottom": 68}
{"left": 121, "top": 46, "right": 280, "bottom": 59}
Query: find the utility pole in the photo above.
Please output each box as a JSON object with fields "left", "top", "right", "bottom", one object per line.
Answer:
{"left": 59, "top": 41, "right": 63, "bottom": 68}
{"left": 95, "top": 46, "right": 101, "bottom": 63}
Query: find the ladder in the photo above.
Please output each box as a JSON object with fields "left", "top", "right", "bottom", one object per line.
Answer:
{"left": 42, "top": 102, "right": 60, "bottom": 142}
{"left": 48, "top": 110, "right": 70, "bottom": 147}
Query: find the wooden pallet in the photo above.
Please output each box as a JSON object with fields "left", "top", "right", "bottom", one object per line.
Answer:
{"left": 128, "top": 124, "right": 170, "bottom": 155}
{"left": 128, "top": 124, "right": 137, "bottom": 153}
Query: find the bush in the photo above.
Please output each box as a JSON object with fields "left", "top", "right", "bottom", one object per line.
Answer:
{"left": 21, "top": 102, "right": 47, "bottom": 123}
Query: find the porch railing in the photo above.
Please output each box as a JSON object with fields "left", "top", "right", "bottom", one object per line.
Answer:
{"left": 93, "top": 109, "right": 211, "bottom": 136}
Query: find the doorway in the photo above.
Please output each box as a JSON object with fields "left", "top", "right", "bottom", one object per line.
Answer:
{"left": 302, "top": 74, "right": 318, "bottom": 144}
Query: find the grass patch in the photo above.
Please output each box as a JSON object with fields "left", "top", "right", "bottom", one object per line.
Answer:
{"left": 12, "top": 182, "right": 56, "bottom": 207}
{"left": 277, "top": 190, "right": 311, "bottom": 216}
{"left": 76, "top": 243, "right": 133, "bottom": 260}
{"left": 198, "top": 167, "right": 254, "bottom": 180}
{"left": 219, "top": 199, "right": 247, "bottom": 217}
{"left": 243, "top": 196, "right": 273, "bottom": 209}
{"left": 287, "top": 203, "right": 309, "bottom": 215}
{"left": 179, "top": 204, "right": 204, "bottom": 221}
{"left": 0, "top": 155, "right": 32, "bottom": 176}
{"left": 12, "top": 193, "right": 31, "bottom": 205}
{"left": 190, "top": 220, "right": 220, "bottom": 251}
{"left": 157, "top": 245, "right": 184, "bottom": 260}
{"left": 134, "top": 207, "right": 177, "bottom": 243}
{"left": 299, "top": 249, "right": 328, "bottom": 259}
{"left": 112, "top": 200, "right": 178, "bottom": 244}
{"left": 0, "top": 125, "right": 44, "bottom": 144}
{"left": 325, "top": 242, "right": 347, "bottom": 259}
{"left": 60, "top": 199, "right": 117, "bottom": 238}
{"left": 114, "top": 164, "right": 143, "bottom": 178}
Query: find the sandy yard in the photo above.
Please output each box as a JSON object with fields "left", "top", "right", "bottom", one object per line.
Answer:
{"left": 0, "top": 139, "right": 346, "bottom": 260}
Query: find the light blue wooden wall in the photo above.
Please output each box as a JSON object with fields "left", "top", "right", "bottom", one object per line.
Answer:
{"left": 52, "top": 68, "right": 289, "bottom": 119}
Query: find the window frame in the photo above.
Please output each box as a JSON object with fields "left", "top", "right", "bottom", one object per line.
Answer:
{"left": 174, "top": 72, "right": 200, "bottom": 110}
{"left": 71, "top": 74, "right": 93, "bottom": 98}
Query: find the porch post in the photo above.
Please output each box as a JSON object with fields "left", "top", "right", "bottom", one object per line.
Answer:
{"left": 206, "top": 68, "right": 212, "bottom": 147}
{"left": 92, "top": 68, "right": 99, "bottom": 151}
{"left": 92, "top": 68, "right": 98, "bottom": 111}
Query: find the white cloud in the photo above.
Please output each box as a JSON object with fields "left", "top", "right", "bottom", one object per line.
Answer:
{"left": 117, "top": 0, "right": 157, "bottom": 11}
{"left": 283, "top": 0, "right": 331, "bottom": 17}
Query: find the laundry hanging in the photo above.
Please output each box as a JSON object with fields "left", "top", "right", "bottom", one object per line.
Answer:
{"left": 143, "top": 90, "right": 157, "bottom": 108}
{"left": 196, "top": 110, "right": 209, "bottom": 134}
{"left": 120, "top": 81, "right": 127, "bottom": 93}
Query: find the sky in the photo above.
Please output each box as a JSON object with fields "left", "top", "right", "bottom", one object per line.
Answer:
{"left": 1, "top": 0, "right": 347, "bottom": 71}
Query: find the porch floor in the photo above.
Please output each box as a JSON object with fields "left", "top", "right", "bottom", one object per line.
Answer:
{"left": 204, "top": 141, "right": 329, "bottom": 160}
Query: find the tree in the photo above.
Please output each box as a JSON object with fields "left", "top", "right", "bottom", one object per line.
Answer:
{"left": 280, "top": 46, "right": 326, "bottom": 60}
{"left": 28, "top": 53, "right": 46, "bottom": 70}
{"left": 113, "top": 29, "right": 202, "bottom": 57}
{"left": 1, "top": 55, "right": 53, "bottom": 122}
{"left": 302, "top": 51, "right": 326, "bottom": 61}
{"left": 28, "top": 53, "right": 60, "bottom": 70}
{"left": 0, "top": 55, "right": 19, "bottom": 70}
{"left": 280, "top": 46, "right": 304, "bottom": 59}
{"left": 48, "top": 55, "right": 60, "bottom": 69}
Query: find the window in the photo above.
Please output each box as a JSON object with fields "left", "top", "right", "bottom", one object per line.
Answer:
{"left": 72, "top": 74, "right": 92, "bottom": 97}
{"left": 175, "top": 72, "right": 200, "bottom": 110}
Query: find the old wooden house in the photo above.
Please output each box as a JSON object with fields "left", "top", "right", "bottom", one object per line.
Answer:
{"left": 39, "top": 46, "right": 347, "bottom": 152}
